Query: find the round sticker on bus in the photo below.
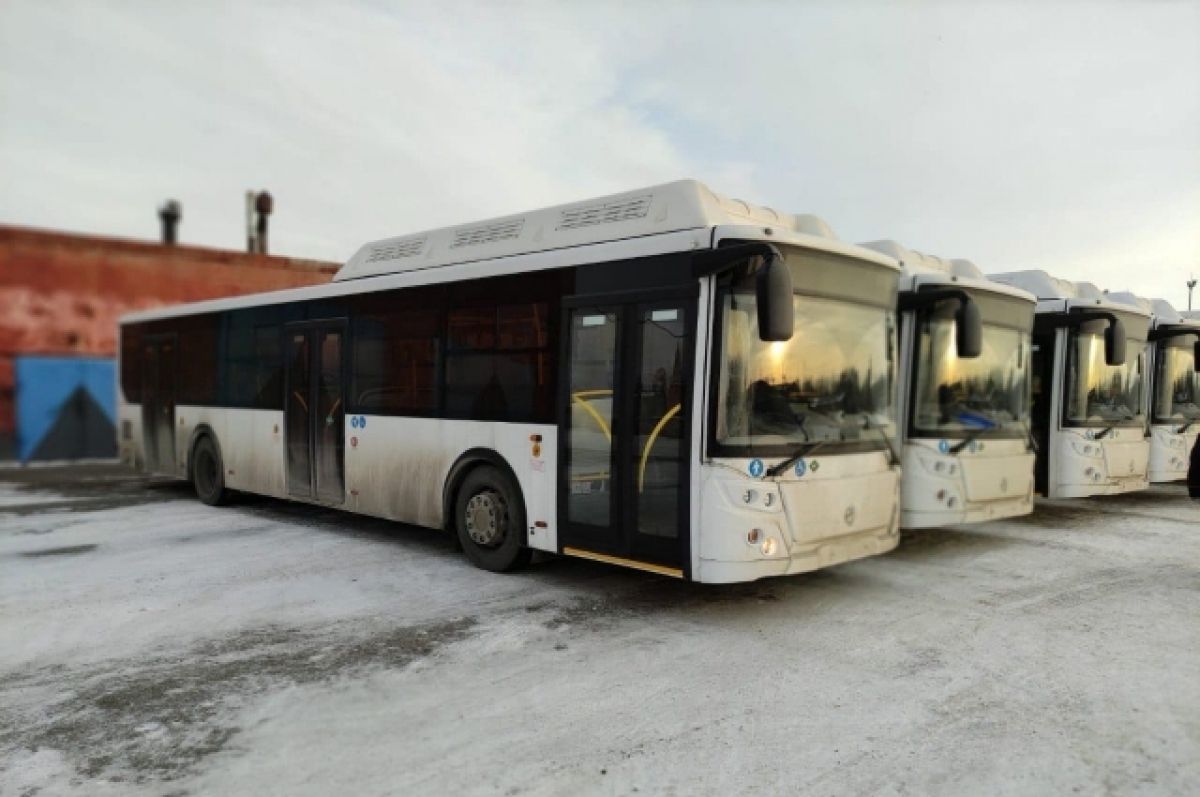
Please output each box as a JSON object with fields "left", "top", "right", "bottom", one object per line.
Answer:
{"left": 794, "top": 459, "right": 807, "bottom": 477}
{"left": 938, "top": 440, "right": 950, "bottom": 454}
{"left": 748, "top": 459, "right": 764, "bottom": 478}
{"left": 351, "top": 416, "right": 359, "bottom": 429}
{"left": 358, "top": 416, "right": 366, "bottom": 429}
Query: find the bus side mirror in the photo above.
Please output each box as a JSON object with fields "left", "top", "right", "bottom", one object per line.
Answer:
{"left": 1194, "top": 339, "right": 1200, "bottom": 371}
{"left": 955, "top": 297, "right": 982, "bottom": 358}
{"left": 756, "top": 252, "right": 794, "bottom": 341}
{"left": 1105, "top": 318, "right": 1126, "bottom": 366}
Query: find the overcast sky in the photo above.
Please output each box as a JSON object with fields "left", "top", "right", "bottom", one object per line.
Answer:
{"left": 2, "top": 1, "right": 1198, "bottom": 306}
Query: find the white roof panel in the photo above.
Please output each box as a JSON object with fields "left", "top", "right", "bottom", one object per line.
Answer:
{"left": 860, "top": 240, "right": 1032, "bottom": 302}
{"left": 1109, "top": 293, "right": 1200, "bottom": 331}
{"left": 989, "top": 270, "right": 1152, "bottom": 319}
{"left": 337, "top": 179, "right": 840, "bottom": 282}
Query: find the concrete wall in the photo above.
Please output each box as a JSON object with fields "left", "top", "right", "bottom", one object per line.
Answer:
{"left": 0, "top": 225, "right": 338, "bottom": 461}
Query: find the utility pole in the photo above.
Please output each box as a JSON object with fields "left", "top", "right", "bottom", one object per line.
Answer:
{"left": 1189, "top": 276, "right": 1197, "bottom": 311}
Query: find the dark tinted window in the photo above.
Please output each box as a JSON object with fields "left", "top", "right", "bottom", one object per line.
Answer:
{"left": 444, "top": 302, "right": 552, "bottom": 421}
{"left": 448, "top": 306, "right": 495, "bottom": 350}
{"left": 177, "top": 314, "right": 219, "bottom": 404}
{"left": 253, "top": 325, "right": 283, "bottom": 409}
{"left": 223, "top": 312, "right": 255, "bottom": 406}
{"left": 353, "top": 307, "right": 440, "bottom": 415}
{"left": 222, "top": 311, "right": 282, "bottom": 409}
{"left": 120, "top": 324, "right": 143, "bottom": 402}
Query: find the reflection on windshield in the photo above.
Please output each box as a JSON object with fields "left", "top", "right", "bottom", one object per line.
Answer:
{"left": 912, "top": 318, "right": 1030, "bottom": 437}
{"left": 716, "top": 291, "right": 896, "bottom": 449}
{"left": 1065, "top": 331, "right": 1145, "bottom": 426}
{"left": 1153, "top": 342, "right": 1200, "bottom": 422}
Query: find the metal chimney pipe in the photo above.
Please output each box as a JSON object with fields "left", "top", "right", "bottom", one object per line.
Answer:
{"left": 254, "top": 190, "right": 274, "bottom": 255}
{"left": 245, "top": 191, "right": 257, "bottom": 253}
{"left": 158, "top": 199, "right": 182, "bottom": 245}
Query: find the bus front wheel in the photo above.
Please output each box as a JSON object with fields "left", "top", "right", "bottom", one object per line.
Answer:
{"left": 191, "top": 436, "right": 229, "bottom": 507}
{"left": 454, "top": 466, "right": 532, "bottom": 573}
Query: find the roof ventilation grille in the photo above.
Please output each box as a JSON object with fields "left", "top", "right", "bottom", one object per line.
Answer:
{"left": 451, "top": 219, "right": 525, "bottom": 248}
{"left": 366, "top": 236, "right": 427, "bottom": 263}
{"left": 557, "top": 195, "right": 652, "bottom": 231}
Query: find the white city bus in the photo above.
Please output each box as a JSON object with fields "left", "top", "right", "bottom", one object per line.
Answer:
{"left": 1107, "top": 294, "right": 1200, "bottom": 482}
{"left": 118, "top": 180, "right": 903, "bottom": 583}
{"left": 988, "top": 271, "right": 1150, "bottom": 498}
{"left": 861, "top": 242, "right": 1036, "bottom": 526}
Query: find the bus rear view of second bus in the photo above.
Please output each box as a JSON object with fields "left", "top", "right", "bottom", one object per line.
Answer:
{"left": 863, "top": 242, "right": 1037, "bottom": 527}
{"left": 990, "top": 271, "right": 1151, "bottom": 498}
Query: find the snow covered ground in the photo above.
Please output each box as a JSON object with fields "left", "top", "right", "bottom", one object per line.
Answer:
{"left": 1, "top": 466, "right": 1197, "bottom": 796}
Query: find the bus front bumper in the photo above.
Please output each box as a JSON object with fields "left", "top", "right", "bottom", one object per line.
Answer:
{"left": 695, "top": 456, "right": 900, "bottom": 584}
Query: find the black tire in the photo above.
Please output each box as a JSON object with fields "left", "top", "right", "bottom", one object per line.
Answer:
{"left": 453, "top": 465, "right": 532, "bottom": 573}
{"left": 191, "top": 435, "right": 229, "bottom": 506}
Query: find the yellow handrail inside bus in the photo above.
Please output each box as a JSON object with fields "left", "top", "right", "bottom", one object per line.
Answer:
{"left": 638, "top": 403, "right": 681, "bottom": 493}
{"left": 571, "top": 390, "right": 612, "bottom": 442}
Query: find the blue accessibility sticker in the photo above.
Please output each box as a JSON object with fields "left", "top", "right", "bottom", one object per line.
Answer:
{"left": 358, "top": 415, "right": 366, "bottom": 429}
{"left": 350, "top": 416, "right": 359, "bottom": 429}
{"left": 794, "top": 459, "right": 807, "bottom": 477}
{"left": 748, "top": 459, "right": 764, "bottom": 478}
{"left": 938, "top": 439, "right": 950, "bottom": 454}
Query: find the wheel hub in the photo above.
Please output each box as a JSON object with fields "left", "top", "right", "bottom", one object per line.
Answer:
{"left": 464, "top": 491, "right": 507, "bottom": 547}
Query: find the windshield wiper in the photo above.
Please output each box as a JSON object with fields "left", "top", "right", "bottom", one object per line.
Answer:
{"left": 948, "top": 428, "right": 986, "bottom": 455}
{"left": 1095, "top": 414, "right": 1134, "bottom": 439}
{"left": 860, "top": 415, "right": 900, "bottom": 469}
{"left": 947, "top": 411, "right": 998, "bottom": 454}
{"left": 764, "top": 438, "right": 834, "bottom": 478}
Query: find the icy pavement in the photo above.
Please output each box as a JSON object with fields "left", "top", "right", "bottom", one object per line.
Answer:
{"left": 1, "top": 467, "right": 1198, "bottom": 796}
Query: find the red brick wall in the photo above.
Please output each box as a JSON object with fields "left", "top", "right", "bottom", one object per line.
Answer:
{"left": 0, "top": 225, "right": 339, "bottom": 448}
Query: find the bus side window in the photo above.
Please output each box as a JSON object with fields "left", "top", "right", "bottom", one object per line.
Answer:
{"left": 444, "top": 302, "right": 552, "bottom": 422}
{"left": 121, "top": 325, "right": 143, "bottom": 403}
{"left": 352, "top": 309, "right": 439, "bottom": 415}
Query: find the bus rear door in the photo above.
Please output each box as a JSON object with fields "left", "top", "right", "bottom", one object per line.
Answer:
{"left": 141, "top": 334, "right": 177, "bottom": 474}
{"left": 284, "top": 321, "right": 347, "bottom": 504}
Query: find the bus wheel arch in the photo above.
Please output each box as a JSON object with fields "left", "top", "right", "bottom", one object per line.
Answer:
{"left": 187, "top": 426, "right": 229, "bottom": 506}
{"left": 443, "top": 450, "right": 532, "bottom": 572}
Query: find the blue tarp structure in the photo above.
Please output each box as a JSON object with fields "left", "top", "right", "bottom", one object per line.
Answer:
{"left": 15, "top": 356, "right": 117, "bottom": 462}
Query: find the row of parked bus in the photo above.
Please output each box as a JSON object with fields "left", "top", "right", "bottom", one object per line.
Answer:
{"left": 117, "top": 180, "right": 1200, "bottom": 583}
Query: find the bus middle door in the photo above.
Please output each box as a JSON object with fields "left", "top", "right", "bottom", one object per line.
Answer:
{"left": 284, "top": 321, "right": 346, "bottom": 504}
{"left": 559, "top": 295, "right": 693, "bottom": 575}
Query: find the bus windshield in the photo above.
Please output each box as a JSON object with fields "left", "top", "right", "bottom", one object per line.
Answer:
{"left": 910, "top": 301, "right": 1031, "bottom": 439}
{"left": 713, "top": 249, "right": 897, "bottom": 455}
{"left": 1064, "top": 328, "right": 1146, "bottom": 427}
{"left": 1153, "top": 338, "right": 1200, "bottom": 423}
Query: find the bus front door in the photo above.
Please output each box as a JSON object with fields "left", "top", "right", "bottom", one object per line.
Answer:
{"left": 141, "top": 334, "right": 177, "bottom": 474}
{"left": 285, "top": 322, "right": 346, "bottom": 504}
{"left": 559, "top": 297, "right": 693, "bottom": 575}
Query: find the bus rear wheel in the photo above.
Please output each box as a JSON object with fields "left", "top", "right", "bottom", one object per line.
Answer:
{"left": 191, "top": 436, "right": 229, "bottom": 506}
{"left": 454, "top": 466, "right": 532, "bottom": 573}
